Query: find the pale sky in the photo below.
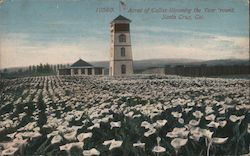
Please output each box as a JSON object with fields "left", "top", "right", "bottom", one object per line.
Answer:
{"left": 0, "top": 0, "right": 249, "bottom": 68}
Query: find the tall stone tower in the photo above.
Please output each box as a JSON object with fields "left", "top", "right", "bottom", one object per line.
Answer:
{"left": 109, "top": 15, "right": 133, "bottom": 76}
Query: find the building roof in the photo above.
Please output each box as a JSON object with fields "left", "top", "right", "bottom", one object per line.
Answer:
{"left": 111, "top": 15, "right": 131, "bottom": 23}
{"left": 70, "top": 59, "right": 93, "bottom": 68}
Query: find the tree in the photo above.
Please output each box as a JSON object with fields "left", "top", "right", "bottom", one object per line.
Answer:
{"left": 3, "top": 68, "right": 8, "bottom": 73}
{"left": 38, "top": 63, "right": 43, "bottom": 73}
{"left": 32, "top": 65, "right": 36, "bottom": 72}
{"left": 28, "top": 66, "right": 32, "bottom": 72}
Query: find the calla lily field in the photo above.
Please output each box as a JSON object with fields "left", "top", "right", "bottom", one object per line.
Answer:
{"left": 0, "top": 75, "right": 249, "bottom": 156}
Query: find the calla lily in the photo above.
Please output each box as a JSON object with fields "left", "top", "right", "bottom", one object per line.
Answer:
{"left": 180, "top": 130, "right": 189, "bottom": 138}
{"left": 87, "top": 123, "right": 100, "bottom": 130}
{"left": 12, "top": 138, "right": 28, "bottom": 147}
{"left": 21, "top": 131, "right": 41, "bottom": 139}
{"left": 205, "top": 114, "right": 216, "bottom": 121}
{"left": 173, "top": 127, "right": 186, "bottom": 132}
{"left": 109, "top": 140, "right": 123, "bottom": 150}
{"left": 184, "top": 107, "right": 193, "bottom": 113}
{"left": 125, "top": 111, "right": 134, "bottom": 117}
{"left": 178, "top": 118, "right": 184, "bottom": 124}
{"left": 193, "top": 111, "right": 203, "bottom": 119}
{"left": 103, "top": 139, "right": 115, "bottom": 146}
{"left": 74, "top": 111, "right": 83, "bottom": 121}
{"left": 212, "top": 137, "right": 228, "bottom": 144}
{"left": 51, "top": 135, "right": 63, "bottom": 144}
{"left": 201, "top": 129, "right": 213, "bottom": 140}
{"left": 171, "top": 138, "right": 188, "bottom": 149}
{"left": 152, "top": 146, "right": 166, "bottom": 153}
{"left": 152, "top": 137, "right": 166, "bottom": 153}
{"left": 71, "top": 125, "right": 82, "bottom": 131}
{"left": 83, "top": 148, "right": 100, "bottom": 156}
{"left": 24, "top": 122, "right": 37, "bottom": 131}
{"left": 110, "top": 121, "right": 121, "bottom": 129}
{"left": 33, "top": 127, "right": 40, "bottom": 132}
{"left": 229, "top": 115, "right": 245, "bottom": 123}
{"left": 218, "top": 120, "right": 227, "bottom": 128}
{"left": 141, "top": 121, "right": 152, "bottom": 129}
{"left": 65, "top": 114, "right": 74, "bottom": 122}
{"left": 7, "top": 132, "right": 16, "bottom": 139}
{"left": 144, "top": 128, "right": 156, "bottom": 137}
{"left": 171, "top": 112, "right": 182, "bottom": 118}
{"left": 64, "top": 130, "right": 77, "bottom": 141}
{"left": 132, "top": 114, "right": 142, "bottom": 118}
{"left": 155, "top": 119, "right": 167, "bottom": 128}
{"left": 1, "top": 147, "right": 19, "bottom": 156}
{"left": 229, "top": 115, "right": 239, "bottom": 122}
{"left": 189, "top": 119, "right": 200, "bottom": 127}
{"left": 57, "top": 125, "right": 68, "bottom": 133}
{"left": 92, "top": 119, "right": 101, "bottom": 124}
{"left": 166, "top": 131, "right": 178, "bottom": 138}
{"left": 77, "top": 132, "right": 93, "bottom": 142}
{"left": 47, "top": 131, "right": 59, "bottom": 139}
{"left": 12, "top": 130, "right": 21, "bottom": 138}
{"left": 190, "top": 127, "right": 203, "bottom": 141}
{"left": 133, "top": 141, "right": 145, "bottom": 148}
{"left": 187, "top": 102, "right": 195, "bottom": 107}
{"left": 205, "top": 106, "right": 214, "bottom": 114}
{"left": 207, "top": 121, "right": 220, "bottom": 128}
{"left": 59, "top": 143, "right": 72, "bottom": 152}
{"left": 219, "top": 109, "right": 225, "bottom": 115}
{"left": 166, "top": 127, "right": 189, "bottom": 138}
{"left": 101, "top": 117, "right": 109, "bottom": 123}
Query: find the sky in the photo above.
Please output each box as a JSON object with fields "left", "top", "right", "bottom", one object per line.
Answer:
{"left": 0, "top": 0, "right": 249, "bottom": 68}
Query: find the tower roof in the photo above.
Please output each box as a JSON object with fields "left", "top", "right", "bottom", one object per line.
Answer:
{"left": 70, "top": 59, "right": 93, "bottom": 67}
{"left": 111, "top": 15, "right": 131, "bottom": 23}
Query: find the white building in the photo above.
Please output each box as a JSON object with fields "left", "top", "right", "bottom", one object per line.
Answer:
{"left": 58, "top": 59, "right": 104, "bottom": 76}
{"left": 109, "top": 15, "right": 134, "bottom": 76}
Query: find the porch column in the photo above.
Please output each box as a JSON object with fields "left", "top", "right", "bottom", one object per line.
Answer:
{"left": 85, "top": 68, "right": 88, "bottom": 75}
{"left": 70, "top": 69, "right": 74, "bottom": 76}
{"left": 78, "top": 69, "right": 81, "bottom": 75}
{"left": 102, "top": 69, "right": 105, "bottom": 75}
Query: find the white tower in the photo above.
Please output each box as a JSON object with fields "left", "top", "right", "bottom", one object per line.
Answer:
{"left": 109, "top": 15, "right": 133, "bottom": 76}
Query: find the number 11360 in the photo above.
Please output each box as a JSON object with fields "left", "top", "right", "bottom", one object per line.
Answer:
{"left": 96, "top": 8, "right": 114, "bottom": 13}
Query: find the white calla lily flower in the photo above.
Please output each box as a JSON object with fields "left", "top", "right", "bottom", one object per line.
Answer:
{"left": 144, "top": 128, "right": 156, "bottom": 137}
{"left": 212, "top": 137, "right": 228, "bottom": 144}
{"left": 2, "top": 147, "right": 19, "bottom": 156}
{"left": 77, "top": 132, "right": 93, "bottom": 142}
{"left": 110, "top": 121, "right": 121, "bottom": 129}
{"left": 133, "top": 141, "right": 145, "bottom": 148}
{"left": 83, "top": 148, "right": 100, "bottom": 156}
{"left": 193, "top": 111, "right": 203, "bottom": 119}
{"left": 152, "top": 137, "right": 166, "bottom": 153}
{"left": 51, "top": 135, "right": 63, "bottom": 144}
{"left": 171, "top": 138, "right": 188, "bottom": 149}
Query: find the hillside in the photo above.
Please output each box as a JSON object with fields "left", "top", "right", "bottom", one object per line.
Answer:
{"left": 91, "top": 58, "right": 249, "bottom": 70}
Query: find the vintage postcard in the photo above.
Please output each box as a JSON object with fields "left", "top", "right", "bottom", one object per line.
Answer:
{"left": 0, "top": 0, "right": 249, "bottom": 155}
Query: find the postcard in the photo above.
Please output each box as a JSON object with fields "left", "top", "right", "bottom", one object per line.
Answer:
{"left": 0, "top": 0, "right": 249, "bottom": 155}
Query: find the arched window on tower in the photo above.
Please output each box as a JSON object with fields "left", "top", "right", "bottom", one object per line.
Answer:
{"left": 121, "top": 47, "right": 125, "bottom": 57}
{"left": 121, "top": 65, "right": 126, "bottom": 74}
{"left": 119, "top": 34, "right": 126, "bottom": 42}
